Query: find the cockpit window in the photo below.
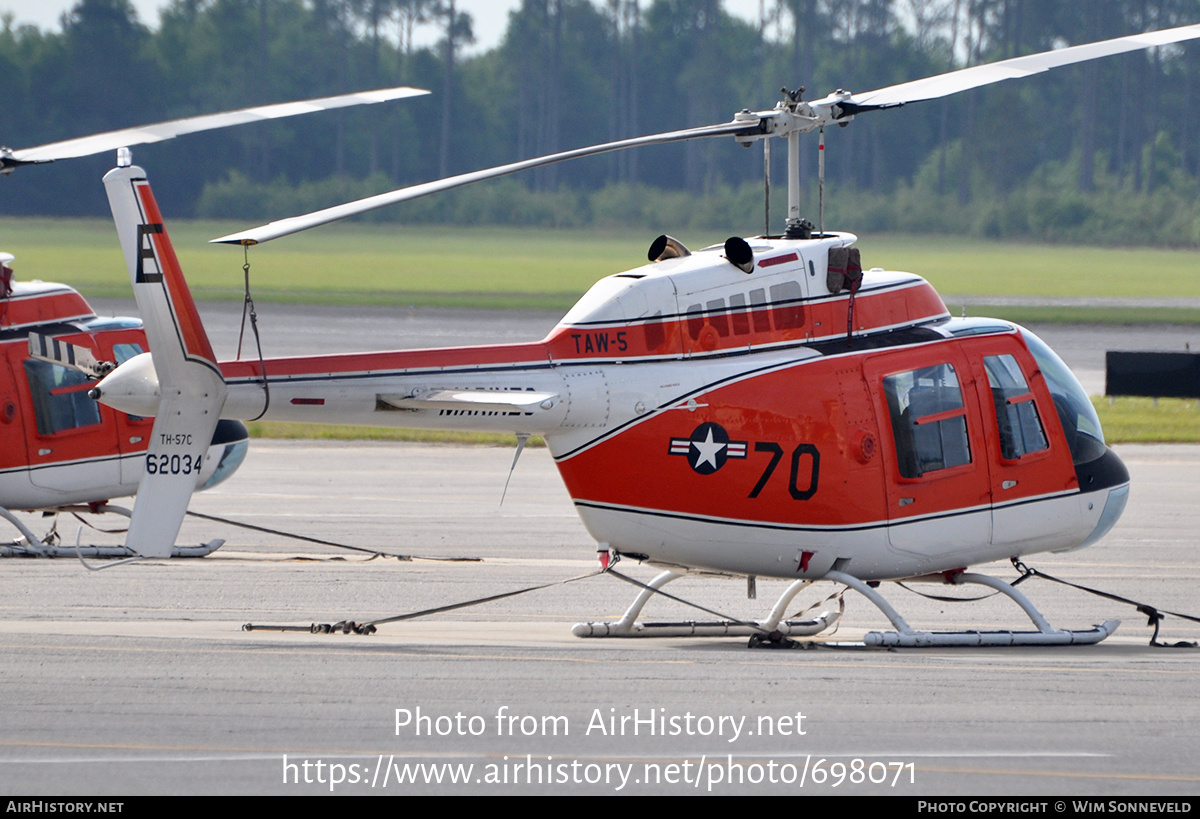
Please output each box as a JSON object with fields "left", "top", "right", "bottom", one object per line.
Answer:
{"left": 984, "top": 354, "right": 1048, "bottom": 459}
{"left": 23, "top": 359, "right": 101, "bottom": 435}
{"left": 113, "top": 343, "right": 143, "bottom": 364}
{"left": 883, "top": 363, "right": 972, "bottom": 478}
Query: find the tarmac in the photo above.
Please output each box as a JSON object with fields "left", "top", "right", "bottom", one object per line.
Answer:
{"left": 0, "top": 439, "right": 1198, "bottom": 796}
{"left": 0, "top": 306, "right": 1197, "bottom": 796}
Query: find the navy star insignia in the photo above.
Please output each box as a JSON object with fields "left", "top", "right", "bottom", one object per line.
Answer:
{"left": 669, "top": 422, "right": 747, "bottom": 475}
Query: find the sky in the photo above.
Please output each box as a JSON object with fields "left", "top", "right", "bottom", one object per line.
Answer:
{"left": 1, "top": 0, "right": 767, "bottom": 53}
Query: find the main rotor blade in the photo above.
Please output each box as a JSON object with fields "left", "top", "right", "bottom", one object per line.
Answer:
{"left": 211, "top": 119, "right": 763, "bottom": 245}
{"left": 817, "top": 23, "right": 1200, "bottom": 110}
{"left": 213, "top": 22, "right": 1200, "bottom": 246}
{"left": 10, "top": 86, "right": 429, "bottom": 165}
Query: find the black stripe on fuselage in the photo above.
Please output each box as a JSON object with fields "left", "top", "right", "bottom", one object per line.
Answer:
{"left": 572, "top": 487, "right": 1092, "bottom": 534}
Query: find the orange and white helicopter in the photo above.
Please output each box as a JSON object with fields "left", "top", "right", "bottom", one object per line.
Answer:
{"left": 0, "top": 86, "right": 426, "bottom": 556}
{"left": 93, "top": 23, "right": 1200, "bottom": 646}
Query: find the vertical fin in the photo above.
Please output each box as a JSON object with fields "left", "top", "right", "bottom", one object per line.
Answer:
{"left": 104, "top": 165, "right": 227, "bottom": 558}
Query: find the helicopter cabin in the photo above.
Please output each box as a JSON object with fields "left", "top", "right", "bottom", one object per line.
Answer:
{"left": 0, "top": 273, "right": 151, "bottom": 506}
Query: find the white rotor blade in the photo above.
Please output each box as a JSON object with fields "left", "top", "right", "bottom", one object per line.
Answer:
{"left": 818, "top": 23, "right": 1200, "bottom": 109}
{"left": 11, "top": 86, "right": 428, "bottom": 164}
{"left": 211, "top": 120, "right": 761, "bottom": 244}
{"left": 213, "top": 22, "right": 1200, "bottom": 246}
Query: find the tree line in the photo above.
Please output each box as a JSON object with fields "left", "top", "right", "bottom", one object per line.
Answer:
{"left": 4, "top": 0, "right": 1200, "bottom": 246}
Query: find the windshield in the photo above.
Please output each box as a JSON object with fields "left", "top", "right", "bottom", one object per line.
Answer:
{"left": 1018, "top": 326, "right": 1106, "bottom": 463}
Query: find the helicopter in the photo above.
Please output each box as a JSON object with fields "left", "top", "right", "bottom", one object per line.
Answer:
{"left": 91, "top": 22, "right": 1200, "bottom": 645}
{"left": 0, "top": 85, "right": 427, "bottom": 556}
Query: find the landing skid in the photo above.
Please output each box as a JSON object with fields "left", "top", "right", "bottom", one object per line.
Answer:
{"left": 572, "top": 568, "right": 1119, "bottom": 647}
{"left": 572, "top": 570, "right": 841, "bottom": 638}
{"left": 0, "top": 504, "right": 222, "bottom": 558}
{"left": 826, "top": 570, "right": 1119, "bottom": 647}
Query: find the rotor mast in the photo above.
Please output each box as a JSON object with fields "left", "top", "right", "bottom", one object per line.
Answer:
{"left": 734, "top": 86, "right": 857, "bottom": 240}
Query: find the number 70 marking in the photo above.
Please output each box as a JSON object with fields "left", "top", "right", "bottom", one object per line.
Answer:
{"left": 749, "top": 442, "right": 820, "bottom": 500}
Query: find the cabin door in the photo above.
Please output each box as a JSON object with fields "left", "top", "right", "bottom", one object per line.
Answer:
{"left": 864, "top": 344, "right": 993, "bottom": 563}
